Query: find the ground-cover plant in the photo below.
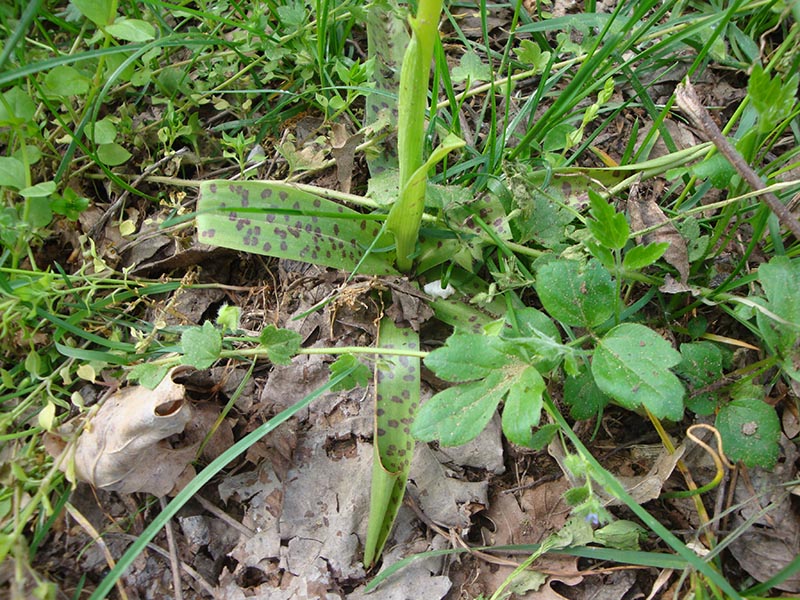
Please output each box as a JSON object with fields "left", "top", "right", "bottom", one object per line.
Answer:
{"left": 3, "top": 0, "right": 800, "bottom": 598}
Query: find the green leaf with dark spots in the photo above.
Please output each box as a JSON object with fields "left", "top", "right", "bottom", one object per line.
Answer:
{"left": 196, "top": 180, "right": 397, "bottom": 275}
{"left": 592, "top": 323, "right": 684, "bottom": 420}
{"left": 181, "top": 321, "right": 222, "bottom": 369}
{"left": 535, "top": 258, "right": 614, "bottom": 328}
{"left": 364, "top": 317, "right": 420, "bottom": 566}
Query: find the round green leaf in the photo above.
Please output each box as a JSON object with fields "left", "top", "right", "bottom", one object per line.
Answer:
{"left": 44, "top": 66, "right": 91, "bottom": 96}
{"left": 535, "top": 258, "right": 615, "bottom": 327}
{"left": 592, "top": 323, "right": 684, "bottom": 420}
{"left": 716, "top": 393, "right": 780, "bottom": 469}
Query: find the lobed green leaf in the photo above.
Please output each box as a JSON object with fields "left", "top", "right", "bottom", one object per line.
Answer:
{"left": 592, "top": 323, "right": 684, "bottom": 420}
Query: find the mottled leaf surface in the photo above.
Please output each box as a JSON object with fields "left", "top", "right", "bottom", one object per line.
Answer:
{"left": 197, "top": 180, "right": 396, "bottom": 275}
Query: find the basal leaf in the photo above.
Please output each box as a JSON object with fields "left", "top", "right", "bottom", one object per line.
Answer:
{"left": 535, "top": 258, "right": 615, "bottom": 328}
{"left": 259, "top": 324, "right": 302, "bottom": 365}
{"left": 181, "top": 321, "right": 222, "bottom": 369}
{"left": 500, "top": 307, "right": 564, "bottom": 370}
{"left": 502, "top": 366, "right": 545, "bottom": 447}
{"left": 411, "top": 370, "right": 511, "bottom": 446}
{"left": 716, "top": 388, "right": 780, "bottom": 469}
{"left": 592, "top": 323, "right": 684, "bottom": 420}
{"left": 423, "top": 333, "right": 509, "bottom": 382}
{"left": 197, "top": 180, "right": 396, "bottom": 275}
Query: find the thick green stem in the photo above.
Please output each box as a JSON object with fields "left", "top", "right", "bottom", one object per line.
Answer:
{"left": 385, "top": 0, "right": 443, "bottom": 272}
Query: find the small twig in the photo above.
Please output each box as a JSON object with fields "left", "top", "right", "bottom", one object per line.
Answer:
{"left": 89, "top": 148, "right": 190, "bottom": 239}
{"left": 160, "top": 496, "right": 184, "bottom": 600}
{"left": 674, "top": 79, "right": 800, "bottom": 241}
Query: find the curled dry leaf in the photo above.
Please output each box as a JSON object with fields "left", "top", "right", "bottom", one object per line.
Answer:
{"left": 65, "top": 367, "right": 197, "bottom": 496}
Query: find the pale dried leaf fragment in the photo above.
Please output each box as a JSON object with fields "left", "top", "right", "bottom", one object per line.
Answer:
{"left": 627, "top": 179, "right": 690, "bottom": 283}
{"left": 69, "top": 367, "right": 195, "bottom": 496}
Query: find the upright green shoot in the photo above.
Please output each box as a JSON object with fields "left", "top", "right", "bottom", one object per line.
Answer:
{"left": 384, "top": 0, "right": 443, "bottom": 272}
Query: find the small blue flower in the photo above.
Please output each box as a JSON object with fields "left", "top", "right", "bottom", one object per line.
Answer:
{"left": 585, "top": 512, "right": 600, "bottom": 526}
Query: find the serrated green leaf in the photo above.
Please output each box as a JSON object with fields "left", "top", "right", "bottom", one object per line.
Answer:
{"left": 128, "top": 363, "right": 170, "bottom": 389}
{"left": 423, "top": 334, "right": 508, "bottom": 382}
{"left": 259, "top": 325, "right": 301, "bottom": 365}
{"left": 515, "top": 39, "right": 550, "bottom": 72}
{"left": 535, "top": 258, "right": 615, "bottom": 328}
{"left": 451, "top": 51, "right": 491, "bottom": 83}
{"left": 411, "top": 370, "right": 511, "bottom": 446}
{"left": 500, "top": 307, "right": 564, "bottom": 371}
{"left": 592, "top": 323, "right": 684, "bottom": 420}
{"left": 716, "top": 392, "right": 780, "bottom": 468}
{"left": 623, "top": 242, "right": 669, "bottom": 271}
{"left": 181, "top": 321, "right": 222, "bottom": 369}
{"left": 748, "top": 64, "right": 799, "bottom": 134}
{"left": 197, "top": 180, "right": 396, "bottom": 275}
{"left": 676, "top": 342, "right": 723, "bottom": 415}
{"left": 563, "top": 368, "right": 611, "bottom": 420}
{"left": 329, "top": 354, "right": 371, "bottom": 391}
{"left": 106, "top": 17, "right": 156, "bottom": 42}
{"left": 588, "top": 190, "right": 628, "bottom": 250}
{"left": 216, "top": 305, "right": 241, "bottom": 332}
{"left": 502, "top": 366, "right": 545, "bottom": 447}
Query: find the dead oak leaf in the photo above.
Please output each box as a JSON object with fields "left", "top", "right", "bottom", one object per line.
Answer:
{"left": 63, "top": 367, "right": 198, "bottom": 496}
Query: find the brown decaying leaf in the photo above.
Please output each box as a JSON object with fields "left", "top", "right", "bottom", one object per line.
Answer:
{"left": 728, "top": 436, "right": 800, "bottom": 593}
{"left": 627, "top": 179, "right": 690, "bottom": 284}
{"left": 65, "top": 367, "right": 198, "bottom": 496}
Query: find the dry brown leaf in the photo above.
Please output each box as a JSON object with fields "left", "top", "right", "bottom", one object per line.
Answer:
{"left": 627, "top": 179, "right": 690, "bottom": 284}
{"left": 66, "top": 367, "right": 197, "bottom": 496}
{"left": 728, "top": 436, "right": 800, "bottom": 593}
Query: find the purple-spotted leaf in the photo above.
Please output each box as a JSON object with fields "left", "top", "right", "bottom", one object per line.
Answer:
{"left": 592, "top": 323, "right": 684, "bottom": 420}
{"left": 501, "top": 365, "right": 545, "bottom": 447}
{"left": 196, "top": 180, "right": 396, "bottom": 275}
{"left": 365, "top": 317, "right": 420, "bottom": 566}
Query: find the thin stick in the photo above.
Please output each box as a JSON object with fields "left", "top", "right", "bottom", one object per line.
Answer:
{"left": 160, "top": 496, "right": 184, "bottom": 600}
{"left": 674, "top": 79, "right": 800, "bottom": 241}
